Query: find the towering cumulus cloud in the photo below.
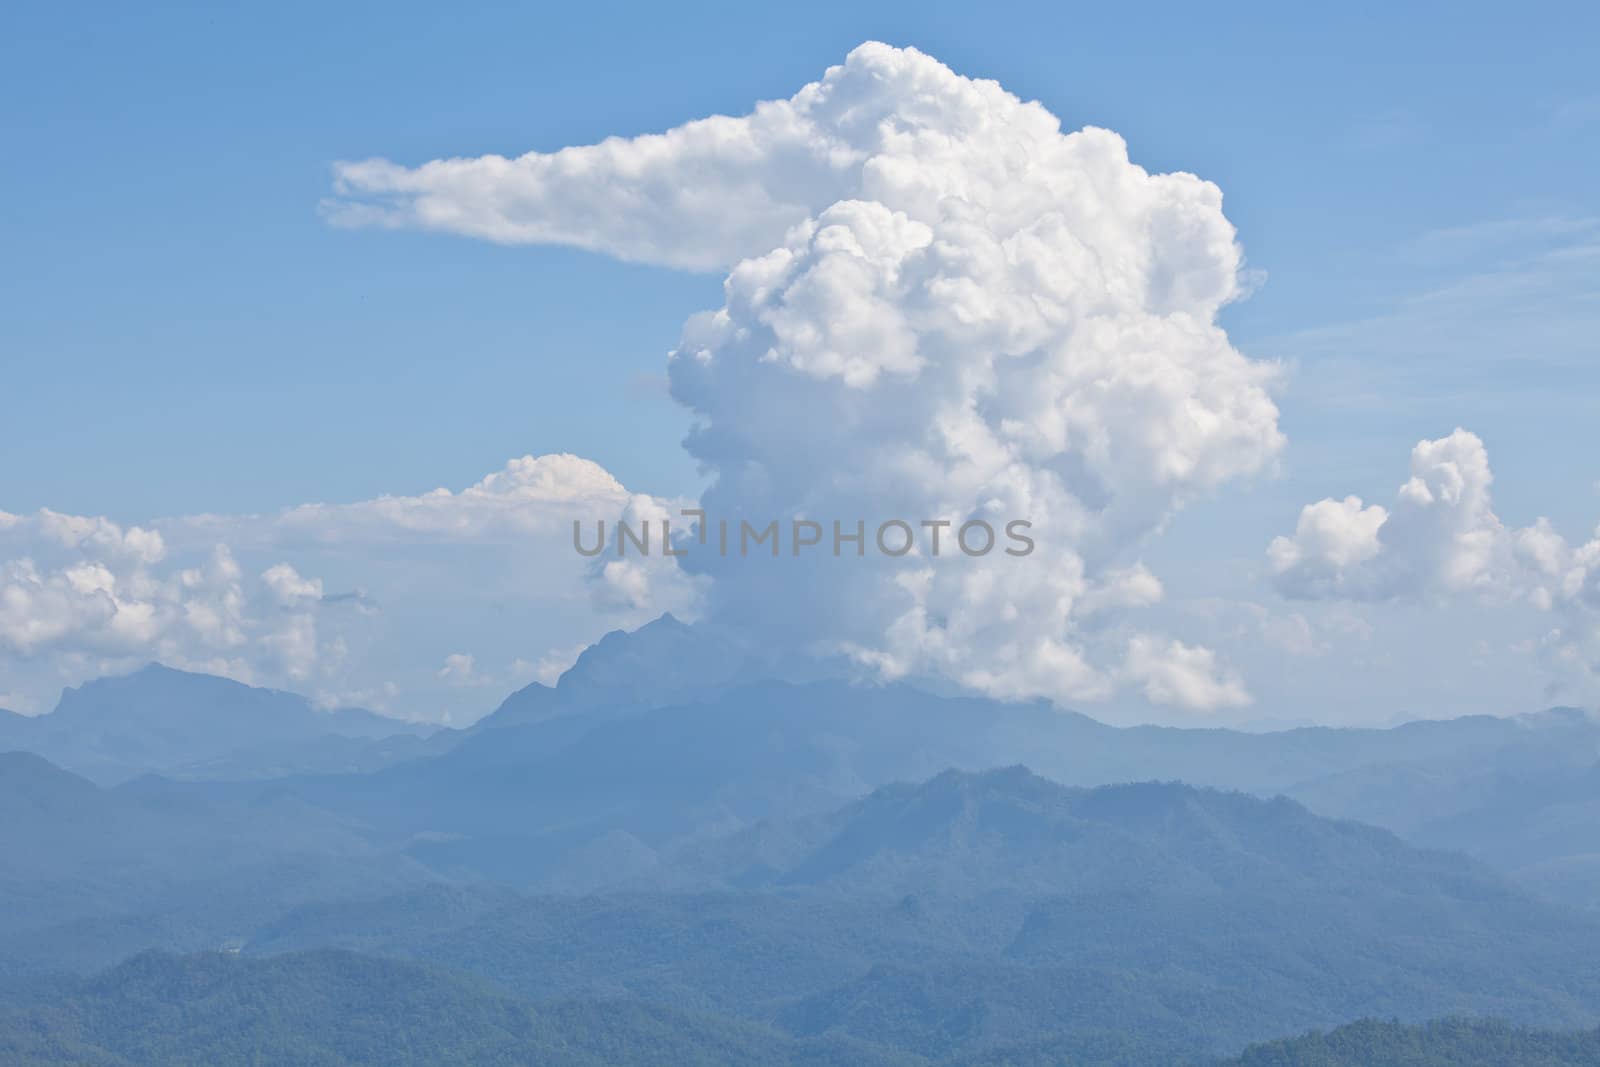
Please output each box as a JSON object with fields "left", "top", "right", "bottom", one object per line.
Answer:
{"left": 332, "top": 43, "right": 1284, "bottom": 710}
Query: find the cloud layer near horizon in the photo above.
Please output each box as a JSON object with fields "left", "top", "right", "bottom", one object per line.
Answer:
{"left": 0, "top": 456, "right": 699, "bottom": 716}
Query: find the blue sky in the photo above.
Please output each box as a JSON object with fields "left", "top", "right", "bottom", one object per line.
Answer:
{"left": 2, "top": 2, "right": 1598, "bottom": 723}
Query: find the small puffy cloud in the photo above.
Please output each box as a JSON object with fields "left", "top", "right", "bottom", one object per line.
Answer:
{"left": 27, "top": 511, "right": 167, "bottom": 566}
{"left": 262, "top": 563, "right": 324, "bottom": 608}
{"left": 0, "top": 558, "right": 118, "bottom": 655}
{"left": 1077, "top": 565, "right": 1166, "bottom": 618}
{"left": 1267, "top": 496, "right": 1388, "bottom": 597}
{"left": 513, "top": 644, "right": 586, "bottom": 687}
{"left": 438, "top": 652, "right": 490, "bottom": 688}
{"left": 1122, "top": 635, "right": 1252, "bottom": 711}
{"left": 1269, "top": 428, "right": 1600, "bottom": 693}
{"left": 35, "top": 509, "right": 167, "bottom": 564}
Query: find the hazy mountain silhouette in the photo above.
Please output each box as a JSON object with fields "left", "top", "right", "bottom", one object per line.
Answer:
{"left": 8, "top": 620, "right": 1600, "bottom": 901}
{"left": 238, "top": 770, "right": 1600, "bottom": 1060}
{"left": 0, "top": 664, "right": 435, "bottom": 784}
{"left": 240, "top": 617, "right": 1600, "bottom": 899}
{"left": 7, "top": 619, "right": 1600, "bottom": 1062}
{"left": 0, "top": 752, "right": 437, "bottom": 975}
{"left": 669, "top": 767, "right": 1494, "bottom": 897}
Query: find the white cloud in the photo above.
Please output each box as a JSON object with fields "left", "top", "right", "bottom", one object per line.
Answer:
{"left": 1271, "top": 429, "right": 1509, "bottom": 601}
{"left": 1270, "top": 428, "right": 1600, "bottom": 693}
{"left": 326, "top": 43, "right": 917, "bottom": 271}
{"left": 35, "top": 508, "right": 167, "bottom": 564}
{"left": 261, "top": 563, "right": 323, "bottom": 607}
{"left": 325, "top": 42, "right": 1284, "bottom": 712}
{"left": 0, "top": 454, "right": 703, "bottom": 717}
{"left": 272, "top": 453, "right": 635, "bottom": 542}
{"left": 1267, "top": 496, "right": 1389, "bottom": 597}
{"left": 650, "top": 46, "right": 1276, "bottom": 709}
{"left": 437, "top": 652, "right": 490, "bottom": 687}
{"left": 513, "top": 643, "right": 586, "bottom": 687}
{"left": 1122, "top": 635, "right": 1252, "bottom": 711}
{"left": 0, "top": 506, "right": 324, "bottom": 692}
{"left": 200, "top": 451, "right": 707, "bottom": 635}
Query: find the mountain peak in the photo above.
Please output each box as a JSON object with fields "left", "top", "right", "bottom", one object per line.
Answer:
{"left": 62, "top": 661, "right": 262, "bottom": 709}
{"left": 480, "top": 614, "right": 761, "bottom": 729}
{"left": 132, "top": 661, "right": 187, "bottom": 677}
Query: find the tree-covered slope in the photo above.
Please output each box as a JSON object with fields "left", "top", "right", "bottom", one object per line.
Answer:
{"left": 12, "top": 954, "right": 1600, "bottom": 1066}
{"left": 241, "top": 771, "right": 1600, "bottom": 1059}
{"left": 0, "top": 949, "right": 916, "bottom": 1067}
{"left": 1223, "top": 1018, "right": 1600, "bottom": 1066}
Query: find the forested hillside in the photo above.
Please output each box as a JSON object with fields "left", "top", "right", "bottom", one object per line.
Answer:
{"left": 1224, "top": 1018, "right": 1600, "bottom": 1066}
{"left": 0, "top": 951, "right": 912, "bottom": 1067}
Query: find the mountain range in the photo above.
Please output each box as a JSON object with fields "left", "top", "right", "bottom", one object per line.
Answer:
{"left": 6, "top": 747, "right": 1600, "bottom": 1061}
{"left": 0, "top": 664, "right": 437, "bottom": 785}
{"left": 4, "top": 615, "right": 1600, "bottom": 1062}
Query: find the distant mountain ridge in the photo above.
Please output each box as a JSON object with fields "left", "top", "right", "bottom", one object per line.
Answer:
{"left": 265, "top": 651, "right": 1600, "bottom": 902}
{"left": 0, "top": 750, "right": 437, "bottom": 973}
{"left": 0, "top": 664, "right": 436, "bottom": 784}
{"left": 6, "top": 748, "right": 1600, "bottom": 1061}
{"left": 667, "top": 767, "right": 1487, "bottom": 899}
{"left": 242, "top": 769, "right": 1600, "bottom": 1060}
{"left": 6, "top": 619, "right": 1600, "bottom": 1063}
{"left": 7, "top": 618, "right": 1600, "bottom": 903}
